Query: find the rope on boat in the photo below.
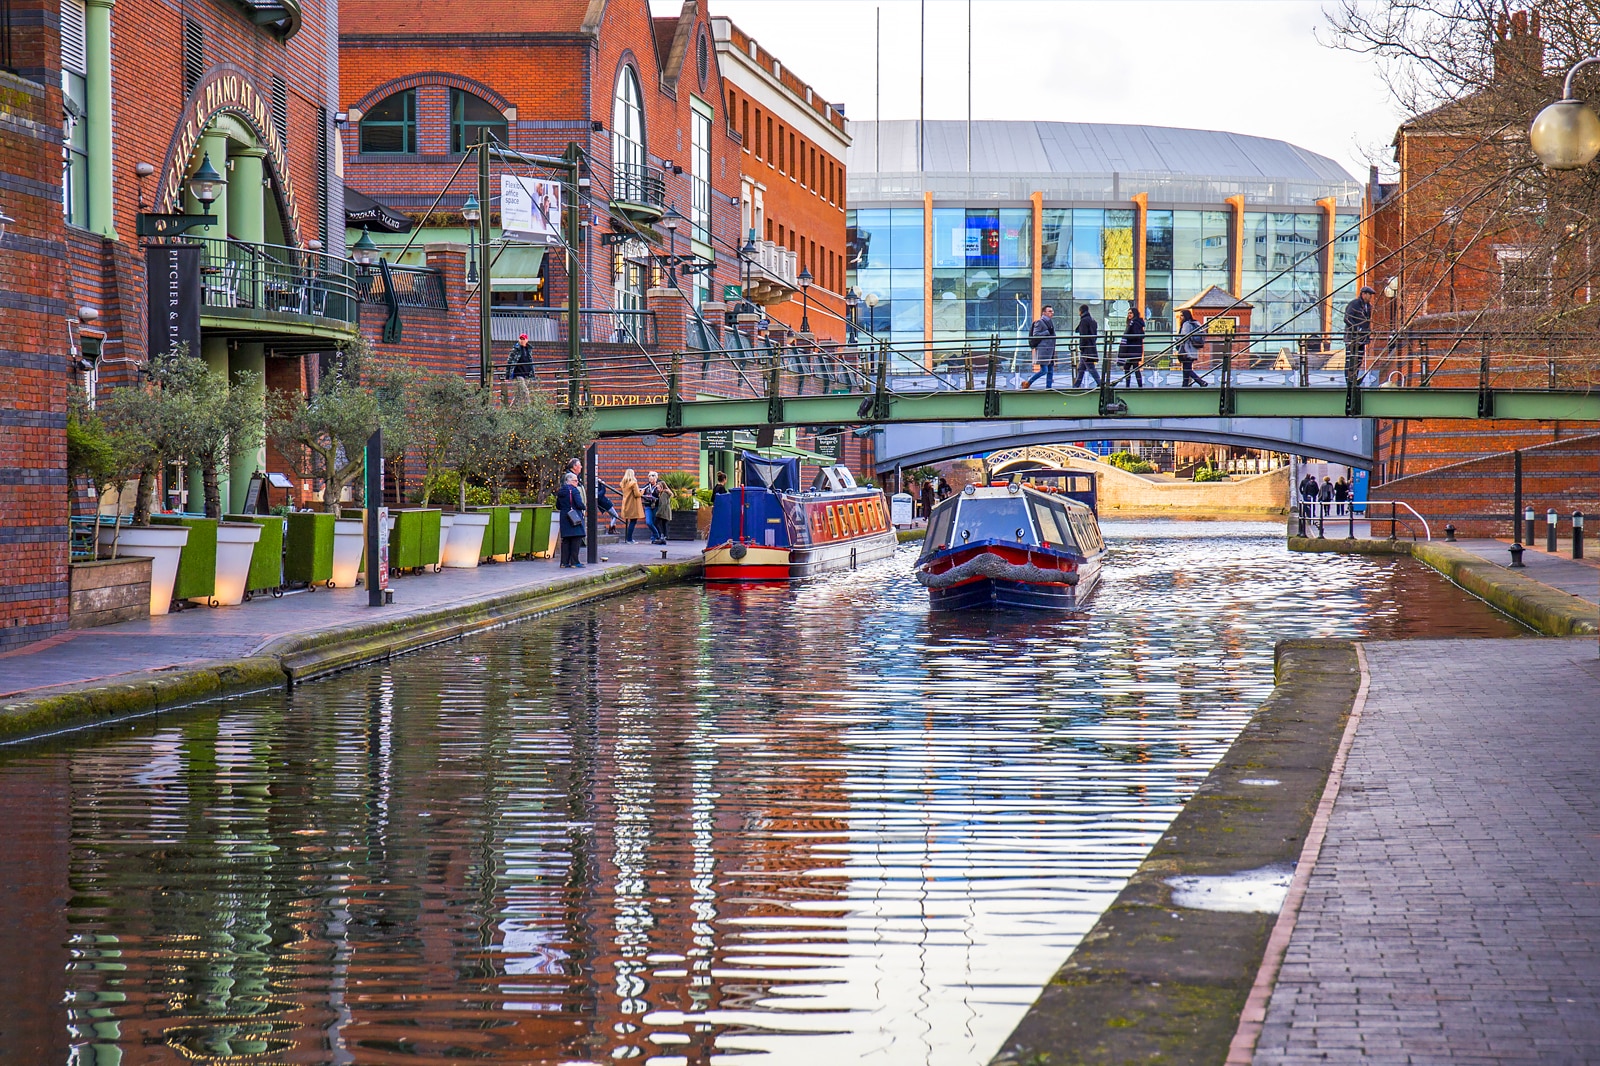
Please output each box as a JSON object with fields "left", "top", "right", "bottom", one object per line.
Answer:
{"left": 916, "top": 552, "right": 1079, "bottom": 589}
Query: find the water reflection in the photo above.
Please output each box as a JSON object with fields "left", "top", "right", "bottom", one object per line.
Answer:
{"left": 2, "top": 522, "right": 1523, "bottom": 1064}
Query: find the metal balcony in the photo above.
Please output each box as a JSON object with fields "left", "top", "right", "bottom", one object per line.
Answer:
{"left": 610, "top": 163, "right": 666, "bottom": 223}
{"left": 197, "top": 237, "right": 361, "bottom": 347}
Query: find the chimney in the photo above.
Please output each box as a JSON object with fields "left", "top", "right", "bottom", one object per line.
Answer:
{"left": 1492, "top": 9, "right": 1544, "bottom": 83}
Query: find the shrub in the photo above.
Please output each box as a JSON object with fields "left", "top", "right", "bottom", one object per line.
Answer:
{"left": 661, "top": 470, "right": 699, "bottom": 505}
{"left": 1106, "top": 450, "right": 1155, "bottom": 474}
{"left": 1193, "top": 464, "right": 1230, "bottom": 483}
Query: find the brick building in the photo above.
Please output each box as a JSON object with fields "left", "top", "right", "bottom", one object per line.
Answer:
{"left": 713, "top": 15, "right": 850, "bottom": 344}
{"left": 340, "top": 0, "right": 871, "bottom": 492}
{"left": 1, "top": 2, "right": 72, "bottom": 650}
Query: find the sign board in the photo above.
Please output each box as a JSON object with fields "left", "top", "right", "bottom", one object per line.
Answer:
{"left": 145, "top": 243, "right": 201, "bottom": 360}
{"left": 891, "top": 492, "right": 914, "bottom": 527}
{"left": 501, "top": 174, "right": 562, "bottom": 244}
{"left": 702, "top": 429, "right": 734, "bottom": 451}
{"left": 376, "top": 506, "right": 390, "bottom": 592}
{"left": 723, "top": 285, "right": 743, "bottom": 301}
{"left": 814, "top": 433, "right": 843, "bottom": 460}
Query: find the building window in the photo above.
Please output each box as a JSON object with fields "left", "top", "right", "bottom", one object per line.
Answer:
{"left": 697, "top": 32, "right": 710, "bottom": 88}
{"left": 272, "top": 75, "right": 288, "bottom": 148}
{"left": 741, "top": 99, "right": 749, "bottom": 146}
{"left": 1498, "top": 248, "right": 1550, "bottom": 307}
{"left": 613, "top": 66, "right": 646, "bottom": 176}
{"left": 451, "top": 89, "right": 507, "bottom": 152}
{"left": 691, "top": 100, "right": 712, "bottom": 247}
{"left": 61, "top": 0, "right": 89, "bottom": 227}
{"left": 360, "top": 89, "right": 416, "bottom": 154}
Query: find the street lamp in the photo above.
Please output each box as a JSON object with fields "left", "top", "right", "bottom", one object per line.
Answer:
{"left": 798, "top": 265, "right": 813, "bottom": 335}
{"left": 844, "top": 287, "right": 860, "bottom": 344}
{"left": 659, "top": 205, "right": 684, "bottom": 287}
{"left": 351, "top": 225, "right": 380, "bottom": 270}
{"left": 1530, "top": 57, "right": 1600, "bottom": 170}
{"left": 462, "top": 193, "right": 481, "bottom": 286}
{"left": 189, "top": 152, "right": 226, "bottom": 214}
{"left": 736, "top": 231, "right": 761, "bottom": 324}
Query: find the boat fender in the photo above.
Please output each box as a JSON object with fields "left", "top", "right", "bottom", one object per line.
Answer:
{"left": 916, "top": 552, "right": 1080, "bottom": 589}
{"left": 730, "top": 543, "right": 748, "bottom": 560}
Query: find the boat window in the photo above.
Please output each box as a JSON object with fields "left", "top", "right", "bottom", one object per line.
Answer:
{"left": 954, "top": 497, "right": 1033, "bottom": 545}
{"left": 826, "top": 505, "right": 839, "bottom": 538}
{"left": 1030, "top": 500, "right": 1063, "bottom": 546}
{"left": 926, "top": 500, "right": 955, "bottom": 551}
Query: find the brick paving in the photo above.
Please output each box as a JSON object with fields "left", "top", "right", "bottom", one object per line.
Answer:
{"left": 1253, "top": 637, "right": 1600, "bottom": 1065}
{"left": 0, "top": 539, "right": 701, "bottom": 699}
{"left": 1453, "top": 539, "right": 1599, "bottom": 607}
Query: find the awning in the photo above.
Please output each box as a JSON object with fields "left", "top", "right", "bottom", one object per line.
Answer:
{"left": 487, "top": 244, "right": 546, "bottom": 288}
{"left": 344, "top": 185, "right": 412, "bottom": 234}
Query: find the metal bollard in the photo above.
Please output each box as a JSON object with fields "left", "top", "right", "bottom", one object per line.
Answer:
{"left": 1575, "top": 511, "right": 1585, "bottom": 560}
{"left": 1509, "top": 542, "right": 1526, "bottom": 568}
{"left": 1525, "top": 506, "right": 1536, "bottom": 547}
{"left": 1548, "top": 509, "right": 1559, "bottom": 553}
{"left": 1444, "top": 523, "right": 1456, "bottom": 542}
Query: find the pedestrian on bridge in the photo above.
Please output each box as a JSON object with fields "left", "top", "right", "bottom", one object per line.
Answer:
{"left": 1176, "top": 309, "right": 1208, "bottom": 387}
{"left": 506, "top": 333, "right": 535, "bottom": 405}
{"left": 1023, "top": 306, "right": 1058, "bottom": 389}
{"left": 1073, "top": 305, "right": 1103, "bottom": 388}
{"left": 1119, "top": 307, "right": 1146, "bottom": 388}
{"left": 1343, "top": 286, "right": 1375, "bottom": 381}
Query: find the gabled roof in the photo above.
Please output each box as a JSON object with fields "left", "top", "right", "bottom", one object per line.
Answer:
{"left": 1176, "top": 285, "right": 1252, "bottom": 311}
{"left": 341, "top": 0, "right": 603, "bottom": 37}
{"left": 653, "top": 1, "right": 701, "bottom": 91}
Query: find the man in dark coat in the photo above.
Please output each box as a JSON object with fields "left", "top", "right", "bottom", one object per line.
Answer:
{"left": 557, "top": 471, "right": 586, "bottom": 568}
{"left": 1343, "top": 286, "right": 1375, "bottom": 381}
{"left": 920, "top": 478, "right": 936, "bottom": 521}
{"left": 506, "top": 333, "right": 534, "bottom": 404}
{"left": 1073, "top": 305, "right": 1102, "bottom": 388}
{"left": 1118, "top": 307, "right": 1146, "bottom": 388}
{"left": 1023, "top": 306, "right": 1057, "bottom": 389}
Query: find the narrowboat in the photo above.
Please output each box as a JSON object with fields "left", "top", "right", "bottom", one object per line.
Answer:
{"left": 704, "top": 452, "right": 899, "bottom": 582}
{"left": 915, "top": 476, "right": 1106, "bottom": 611}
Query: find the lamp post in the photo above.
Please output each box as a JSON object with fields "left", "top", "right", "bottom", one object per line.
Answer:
{"left": 350, "top": 225, "right": 380, "bottom": 271}
{"left": 462, "top": 192, "right": 481, "bottom": 286}
{"left": 1530, "top": 57, "right": 1600, "bottom": 169}
{"left": 798, "top": 265, "right": 813, "bottom": 335}
{"left": 845, "top": 287, "right": 860, "bottom": 345}
{"left": 736, "top": 232, "right": 761, "bottom": 331}
{"left": 189, "top": 152, "right": 225, "bottom": 212}
{"left": 660, "top": 205, "right": 683, "bottom": 288}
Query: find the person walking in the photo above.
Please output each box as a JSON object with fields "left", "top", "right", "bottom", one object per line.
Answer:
{"left": 641, "top": 472, "right": 663, "bottom": 544}
{"left": 1333, "top": 476, "right": 1350, "bottom": 518}
{"left": 1176, "top": 309, "right": 1207, "bottom": 387}
{"left": 1318, "top": 476, "right": 1335, "bottom": 519}
{"left": 620, "top": 469, "right": 644, "bottom": 543}
{"left": 920, "top": 477, "right": 936, "bottom": 521}
{"left": 1118, "top": 307, "right": 1146, "bottom": 388}
{"left": 595, "top": 478, "right": 622, "bottom": 535}
{"left": 1299, "top": 471, "right": 1319, "bottom": 519}
{"left": 556, "top": 471, "right": 586, "bottom": 568}
{"left": 1073, "top": 305, "right": 1102, "bottom": 388}
{"left": 1022, "top": 305, "right": 1057, "bottom": 390}
{"left": 1343, "top": 286, "right": 1375, "bottom": 382}
{"left": 651, "top": 473, "right": 675, "bottom": 544}
{"left": 506, "top": 333, "right": 535, "bottom": 405}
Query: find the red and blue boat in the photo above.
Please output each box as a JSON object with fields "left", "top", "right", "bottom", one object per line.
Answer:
{"left": 705, "top": 452, "right": 898, "bottom": 582}
{"left": 915, "top": 474, "right": 1106, "bottom": 611}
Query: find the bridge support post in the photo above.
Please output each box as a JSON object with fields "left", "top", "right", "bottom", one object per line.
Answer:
{"left": 766, "top": 347, "right": 784, "bottom": 425}
{"left": 964, "top": 345, "right": 975, "bottom": 392}
{"left": 984, "top": 336, "right": 1000, "bottom": 418}
{"left": 1219, "top": 348, "right": 1236, "bottom": 416}
{"left": 873, "top": 341, "right": 891, "bottom": 421}
{"left": 666, "top": 351, "right": 683, "bottom": 430}
{"left": 1478, "top": 336, "right": 1495, "bottom": 418}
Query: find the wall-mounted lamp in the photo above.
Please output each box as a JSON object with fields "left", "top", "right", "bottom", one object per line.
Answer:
{"left": 333, "top": 111, "right": 350, "bottom": 129}
{"left": 78, "top": 306, "right": 100, "bottom": 322}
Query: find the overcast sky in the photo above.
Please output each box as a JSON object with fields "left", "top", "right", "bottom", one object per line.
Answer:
{"left": 657, "top": 0, "right": 1405, "bottom": 181}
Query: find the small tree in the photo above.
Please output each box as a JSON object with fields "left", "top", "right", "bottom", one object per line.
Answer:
{"left": 408, "top": 371, "right": 487, "bottom": 506}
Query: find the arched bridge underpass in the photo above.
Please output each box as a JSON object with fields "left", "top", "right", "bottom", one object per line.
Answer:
{"left": 872, "top": 417, "right": 1374, "bottom": 471}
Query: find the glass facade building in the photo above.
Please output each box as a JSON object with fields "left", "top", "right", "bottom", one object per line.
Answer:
{"left": 846, "top": 120, "right": 1367, "bottom": 355}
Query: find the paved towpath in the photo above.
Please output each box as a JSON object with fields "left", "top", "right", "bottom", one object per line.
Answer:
{"left": 1452, "top": 538, "right": 1599, "bottom": 607}
{"left": 1253, "top": 637, "right": 1600, "bottom": 1064}
{"left": 0, "top": 539, "right": 701, "bottom": 700}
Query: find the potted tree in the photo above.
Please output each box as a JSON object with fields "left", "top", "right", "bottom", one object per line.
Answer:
{"left": 66, "top": 388, "right": 156, "bottom": 626}
{"left": 661, "top": 471, "right": 702, "bottom": 541}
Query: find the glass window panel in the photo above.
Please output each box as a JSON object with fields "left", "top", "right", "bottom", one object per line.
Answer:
{"left": 1040, "top": 208, "right": 1071, "bottom": 269}
{"left": 889, "top": 209, "right": 924, "bottom": 269}
{"left": 1071, "top": 209, "right": 1103, "bottom": 269}
{"left": 965, "top": 209, "right": 999, "bottom": 268}
{"left": 999, "top": 209, "right": 1032, "bottom": 276}
{"left": 954, "top": 497, "right": 1032, "bottom": 544}
{"left": 451, "top": 89, "right": 507, "bottom": 153}
{"left": 932, "top": 209, "right": 965, "bottom": 268}
{"left": 1146, "top": 210, "right": 1173, "bottom": 271}
{"left": 890, "top": 299, "right": 923, "bottom": 333}
{"left": 1030, "top": 500, "right": 1063, "bottom": 546}
{"left": 1073, "top": 268, "right": 1104, "bottom": 303}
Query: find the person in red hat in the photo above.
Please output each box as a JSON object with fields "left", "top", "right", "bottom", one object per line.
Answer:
{"left": 506, "top": 332, "right": 534, "bottom": 404}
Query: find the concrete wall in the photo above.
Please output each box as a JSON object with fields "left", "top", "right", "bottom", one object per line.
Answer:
{"left": 1058, "top": 461, "right": 1291, "bottom": 517}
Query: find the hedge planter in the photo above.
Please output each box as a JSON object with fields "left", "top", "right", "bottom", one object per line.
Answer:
{"left": 388, "top": 509, "right": 441, "bottom": 573}
{"left": 472, "top": 506, "right": 511, "bottom": 562}
{"left": 225, "top": 514, "right": 285, "bottom": 596}
{"left": 151, "top": 516, "right": 219, "bottom": 605}
{"left": 331, "top": 519, "right": 364, "bottom": 588}
{"left": 97, "top": 524, "right": 190, "bottom": 616}
{"left": 442, "top": 512, "right": 491, "bottom": 568}
{"left": 666, "top": 510, "right": 700, "bottom": 541}
{"left": 285, "top": 512, "right": 336, "bottom": 587}
{"left": 518, "top": 506, "right": 553, "bottom": 559}
{"left": 212, "top": 522, "right": 265, "bottom": 606}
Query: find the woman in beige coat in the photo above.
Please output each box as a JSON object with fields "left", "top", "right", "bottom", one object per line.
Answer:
{"left": 619, "top": 469, "right": 644, "bottom": 543}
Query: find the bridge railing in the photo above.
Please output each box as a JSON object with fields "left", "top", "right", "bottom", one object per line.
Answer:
{"left": 494, "top": 326, "right": 1600, "bottom": 410}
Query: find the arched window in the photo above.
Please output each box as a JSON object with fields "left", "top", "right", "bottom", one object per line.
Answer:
{"left": 612, "top": 66, "right": 646, "bottom": 176}
{"left": 451, "top": 89, "right": 507, "bottom": 153}
{"left": 360, "top": 89, "right": 416, "bottom": 154}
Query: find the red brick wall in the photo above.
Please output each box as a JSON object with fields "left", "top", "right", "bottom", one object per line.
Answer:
{"left": 0, "top": 21, "right": 72, "bottom": 648}
{"left": 1369, "top": 432, "right": 1600, "bottom": 538}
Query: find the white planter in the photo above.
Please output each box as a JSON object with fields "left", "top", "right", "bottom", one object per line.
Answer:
{"left": 437, "top": 514, "right": 454, "bottom": 567}
{"left": 331, "top": 519, "right": 364, "bottom": 589}
{"left": 210, "top": 522, "right": 264, "bottom": 606}
{"left": 441, "top": 512, "right": 490, "bottom": 568}
{"left": 98, "top": 524, "right": 190, "bottom": 616}
{"left": 498, "top": 512, "right": 522, "bottom": 562}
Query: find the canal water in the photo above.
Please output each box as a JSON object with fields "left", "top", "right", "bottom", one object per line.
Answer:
{"left": 1, "top": 521, "right": 1524, "bottom": 1065}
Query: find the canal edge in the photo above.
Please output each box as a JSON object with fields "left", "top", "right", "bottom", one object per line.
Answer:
{"left": 1224, "top": 642, "right": 1371, "bottom": 1063}
{"left": 989, "top": 639, "right": 1362, "bottom": 1066}
{"left": 1288, "top": 536, "right": 1598, "bottom": 636}
{"left": 0, "top": 559, "right": 703, "bottom": 747}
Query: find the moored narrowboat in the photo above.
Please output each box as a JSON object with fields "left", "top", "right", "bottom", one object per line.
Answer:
{"left": 705, "top": 452, "right": 899, "bottom": 582}
{"left": 915, "top": 479, "right": 1106, "bottom": 611}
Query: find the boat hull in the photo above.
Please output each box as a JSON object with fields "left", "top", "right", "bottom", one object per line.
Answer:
{"left": 705, "top": 529, "right": 898, "bottom": 582}
{"left": 927, "top": 563, "right": 1101, "bottom": 612}
{"left": 704, "top": 544, "right": 791, "bottom": 582}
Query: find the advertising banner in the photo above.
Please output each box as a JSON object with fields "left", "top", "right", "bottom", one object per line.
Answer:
{"left": 501, "top": 174, "right": 563, "bottom": 244}
{"left": 145, "top": 243, "right": 202, "bottom": 360}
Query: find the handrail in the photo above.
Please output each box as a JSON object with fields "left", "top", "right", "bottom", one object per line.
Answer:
{"left": 1385, "top": 500, "right": 1431, "bottom": 541}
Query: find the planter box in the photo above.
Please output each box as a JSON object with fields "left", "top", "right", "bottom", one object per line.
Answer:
{"left": 389, "top": 509, "right": 442, "bottom": 572}
{"left": 151, "top": 516, "right": 219, "bottom": 604}
{"left": 666, "top": 510, "right": 700, "bottom": 541}
{"left": 441, "top": 511, "right": 490, "bottom": 568}
{"left": 504, "top": 511, "right": 522, "bottom": 563}
{"left": 225, "top": 514, "right": 284, "bottom": 595}
{"left": 285, "top": 512, "right": 335, "bottom": 586}
{"left": 331, "top": 519, "right": 364, "bottom": 588}
{"left": 97, "top": 524, "right": 190, "bottom": 615}
{"left": 69, "top": 556, "right": 152, "bottom": 629}
{"left": 438, "top": 514, "right": 454, "bottom": 567}
{"left": 471, "top": 505, "right": 511, "bottom": 561}
{"left": 213, "top": 522, "right": 265, "bottom": 606}
{"left": 518, "top": 506, "right": 553, "bottom": 558}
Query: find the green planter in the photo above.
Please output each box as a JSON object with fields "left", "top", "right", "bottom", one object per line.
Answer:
{"left": 225, "top": 514, "right": 285, "bottom": 594}
{"left": 285, "top": 511, "right": 335, "bottom": 586}
{"left": 472, "top": 505, "right": 511, "bottom": 561}
{"left": 152, "top": 515, "right": 218, "bottom": 602}
{"left": 523, "top": 505, "right": 553, "bottom": 557}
